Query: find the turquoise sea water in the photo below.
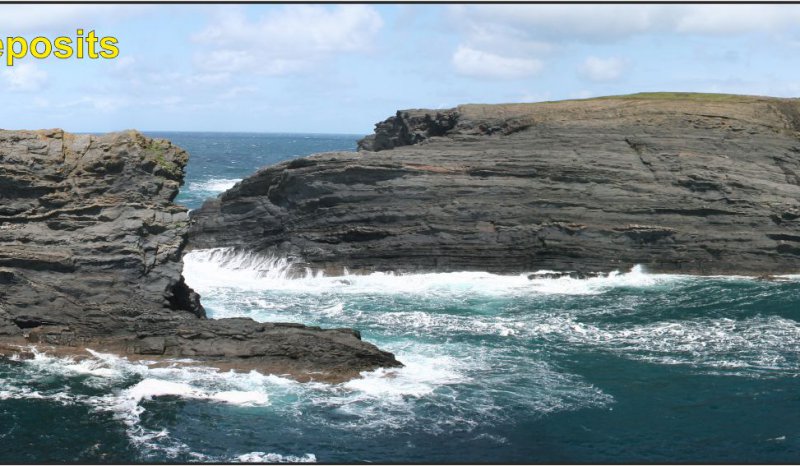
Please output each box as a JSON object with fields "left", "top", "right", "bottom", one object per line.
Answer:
{"left": 1, "top": 133, "right": 799, "bottom": 463}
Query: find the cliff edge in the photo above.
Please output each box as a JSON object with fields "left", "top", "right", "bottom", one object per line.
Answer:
{"left": 0, "top": 129, "right": 400, "bottom": 382}
{"left": 189, "top": 93, "right": 800, "bottom": 275}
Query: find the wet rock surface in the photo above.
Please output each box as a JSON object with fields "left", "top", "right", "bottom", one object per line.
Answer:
{"left": 0, "top": 129, "right": 400, "bottom": 381}
{"left": 190, "top": 93, "right": 800, "bottom": 275}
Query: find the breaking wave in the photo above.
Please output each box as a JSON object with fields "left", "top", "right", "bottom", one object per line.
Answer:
{"left": 182, "top": 248, "right": 800, "bottom": 380}
{"left": 186, "top": 178, "right": 241, "bottom": 195}
{"left": 183, "top": 248, "right": 684, "bottom": 297}
{"left": 235, "top": 452, "right": 317, "bottom": 463}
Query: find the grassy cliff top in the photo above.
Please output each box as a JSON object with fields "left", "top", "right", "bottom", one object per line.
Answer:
{"left": 600, "top": 91, "right": 791, "bottom": 102}
{"left": 448, "top": 92, "right": 800, "bottom": 131}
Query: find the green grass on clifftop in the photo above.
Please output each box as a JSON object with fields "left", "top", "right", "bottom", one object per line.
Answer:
{"left": 602, "top": 92, "right": 774, "bottom": 102}
{"left": 459, "top": 92, "right": 794, "bottom": 114}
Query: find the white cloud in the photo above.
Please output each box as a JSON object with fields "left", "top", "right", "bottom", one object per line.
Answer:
{"left": 452, "top": 46, "right": 543, "bottom": 80}
{"left": 447, "top": 4, "right": 800, "bottom": 83}
{"left": 675, "top": 5, "right": 800, "bottom": 35}
{"left": 579, "top": 56, "right": 627, "bottom": 82}
{"left": 446, "top": 5, "right": 652, "bottom": 83}
{"left": 450, "top": 4, "right": 800, "bottom": 43}
{"left": 450, "top": 5, "right": 663, "bottom": 43}
{"left": 193, "top": 5, "right": 383, "bottom": 75}
{"left": 0, "top": 5, "right": 150, "bottom": 33}
{"left": 2, "top": 63, "right": 48, "bottom": 91}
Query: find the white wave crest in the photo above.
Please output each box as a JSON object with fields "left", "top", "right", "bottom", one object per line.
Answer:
{"left": 3, "top": 349, "right": 284, "bottom": 457}
{"left": 183, "top": 248, "right": 679, "bottom": 297}
{"left": 187, "top": 178, "right": 241, "bottom": 194}
{"left": 342, "top": 351, "right": 467, "bottom": 399}
{"left": 120, "top": 378, "right": 269, "bottom": 411}
{"left": 235, "top": 452, "right": 317, "bottom": 463}
{"left": 184, "top": 248, "right": 304, "bottom": 287}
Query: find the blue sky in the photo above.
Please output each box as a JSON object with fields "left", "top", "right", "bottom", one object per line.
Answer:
{"left": 2, "top": 4, "right": 800, "bottom": 134}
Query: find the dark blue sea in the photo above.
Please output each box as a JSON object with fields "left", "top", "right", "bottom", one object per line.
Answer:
{"left": 2, "top": 132, "right": 800, "bottom": 463}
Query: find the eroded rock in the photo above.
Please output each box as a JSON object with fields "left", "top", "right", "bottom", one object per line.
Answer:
{"left": 0, "top": 129, "right": 401, "bottom": 381}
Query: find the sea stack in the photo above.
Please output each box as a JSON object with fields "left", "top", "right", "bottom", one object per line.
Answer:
{"left": 189, "top": 93, "right": 800, "bottom": 275}
{"left": 0, "top": 129, "right": 400, "bottom": 382}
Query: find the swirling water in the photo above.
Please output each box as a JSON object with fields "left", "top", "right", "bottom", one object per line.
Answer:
{"left": 1, "top": 132, "right": 800, "bottom": 463}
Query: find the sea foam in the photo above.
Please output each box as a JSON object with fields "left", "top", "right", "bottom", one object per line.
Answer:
{"left": 187, "top": 178, "right": 241, "bottom": 194}
{"left": 183, "top": 248, "right": 682, "bottom": 297}
{"left": 235, "top": 452, "right": 317, "bottom": 463}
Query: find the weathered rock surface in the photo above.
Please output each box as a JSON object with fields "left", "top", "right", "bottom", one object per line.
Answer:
{"left": 0, "top": 129, "right": 399, "bottom": 382}
{"left": 189, "top": 93, "right": 800, "bottom": 275}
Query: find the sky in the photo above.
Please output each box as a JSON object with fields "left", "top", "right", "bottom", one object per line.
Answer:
{"left": 2, "top": 3, "right": 800, "bottom": 134}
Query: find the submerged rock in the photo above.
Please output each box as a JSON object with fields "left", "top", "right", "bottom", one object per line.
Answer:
{"left": 0, "top": 129, "right": 400, "bottom": 382}
{"left": 527, "top": 271, "right": 601, "bottom": 280}
{"left": 189, "top": 93, "right": 800, "bottom": 275}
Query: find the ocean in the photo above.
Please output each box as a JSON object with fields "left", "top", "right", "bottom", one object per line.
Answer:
{"left": 1, "top": 132, "right": 799, "bottom": 463}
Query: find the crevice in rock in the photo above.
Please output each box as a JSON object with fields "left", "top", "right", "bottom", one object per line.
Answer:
{"left": 625, "top": 137, "right": 659, "bottom": 181}
{"left": 12, "top": 316, "right": 61, "bottom": 329}
{"left": 167, "top": 276, "right": 206, "bottom": 318}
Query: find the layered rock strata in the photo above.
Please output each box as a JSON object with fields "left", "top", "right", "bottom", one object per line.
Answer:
{"left": 0, "top": 129, "right": 399, "bottom": 382}
{"left": 189, "top": 93, "right": 800, "bottom": 275}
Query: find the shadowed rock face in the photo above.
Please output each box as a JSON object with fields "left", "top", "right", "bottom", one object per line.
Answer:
{"left": 0, "top": 129, "right": 400, "bottom": 382}
{"left": 189, "top": 93, "right": 800, "bottom": 275}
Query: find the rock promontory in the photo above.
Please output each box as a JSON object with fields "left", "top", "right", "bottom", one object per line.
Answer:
{"left": 0, "top": 129, "right": 400, "bottom": 382}
{"left": 189, "top": 93, "right": 800, "bottom": 275}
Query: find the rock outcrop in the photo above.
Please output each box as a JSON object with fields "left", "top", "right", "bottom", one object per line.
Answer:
{"left": 189, "top": 93, "right": 800, "bottom": 275}
{"left": 0, "top": 129, "right": 400, "bottom": 382}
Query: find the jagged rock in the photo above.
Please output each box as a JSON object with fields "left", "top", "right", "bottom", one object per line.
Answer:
{"left": 357, "top": 109, "right": 459, "bottom": 151}
{"left": 0, "top": 129, "right": 400, "bottom": 382}
{"left": 189, "top": 93, "right": 800, "bottom": 275}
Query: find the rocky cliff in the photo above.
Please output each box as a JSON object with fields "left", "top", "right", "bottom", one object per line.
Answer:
{"left": 189, "top": 93, "right": 800, "bottom": 275}
{"left": 0, "top": 129, "right": 399, "bottom": 382}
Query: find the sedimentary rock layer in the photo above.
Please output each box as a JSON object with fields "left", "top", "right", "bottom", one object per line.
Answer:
{"left": 189, "top": 93, "right": 800, "bottom": 275}
{"left": 0, "top": 129, "right": 399, "bottom": 381}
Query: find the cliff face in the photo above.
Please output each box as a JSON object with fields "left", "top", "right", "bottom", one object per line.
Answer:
{"left": 0, "top": 130, "right": 200, "bottom": 332}
{"left": 189, "top": 93, "right": 800, "bottom": 275}
{"left": 0, "top": 129, "right": 399, "bottom": 382}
